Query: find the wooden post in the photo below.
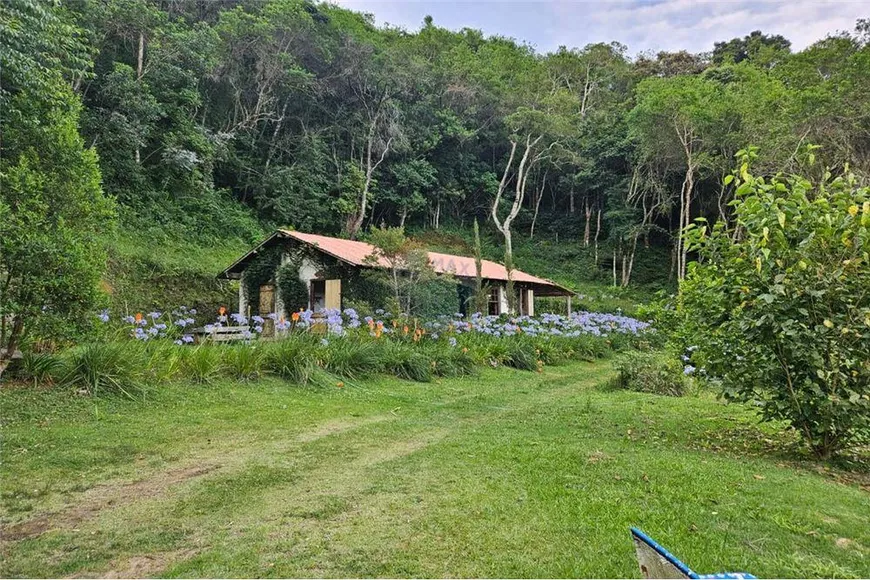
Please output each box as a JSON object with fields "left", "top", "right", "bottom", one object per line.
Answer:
{"left": 566, "top": 295, "right": 572, "bottom": 315}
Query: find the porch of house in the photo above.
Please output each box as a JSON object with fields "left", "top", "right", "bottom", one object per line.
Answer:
{"left": 240, "top": 275, "right": 545, "bottom": 326}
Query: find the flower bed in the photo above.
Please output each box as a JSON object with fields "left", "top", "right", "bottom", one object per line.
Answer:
{"left": 10, "top": 308, "right": 652, "bottom": 395}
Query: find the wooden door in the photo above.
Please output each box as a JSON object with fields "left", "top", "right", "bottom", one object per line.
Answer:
{"left": 324, "top": 279, "right": 341, "bottom": 311}
{"left": 259, "top": 284, "right": 275, "bottom": 315}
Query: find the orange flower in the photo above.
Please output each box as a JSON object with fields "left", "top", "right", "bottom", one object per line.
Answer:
{"left": 219, "top": 306, "right": 226, "bottom": 315}
{"left": 336, "top": 381, "right": 344, "bottom": 388}
{"left": 403, "top": 325, "right": 409, "bottom": 335}
{"left": 376, "top": 321, "right": 384, "bottom": 328}
{"left": 392, "top": 320, "right": 398, "bottom": 328}
{"left": 291, "top": 311, "right": 300, "bottom": 322}
{"left": 134, "top": 312, "right": 143, "bottom": 323}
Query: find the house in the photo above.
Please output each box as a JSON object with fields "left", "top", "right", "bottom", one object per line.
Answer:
{"left": 218, "top": 230, "right": 573, "bottom": 321}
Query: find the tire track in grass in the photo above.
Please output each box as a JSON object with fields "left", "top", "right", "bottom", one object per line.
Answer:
{"left": 0, "top": 414, "right": 393, "bottom": 544}
{"left": 4, "top": 364, "right": 611, "bottom": 577}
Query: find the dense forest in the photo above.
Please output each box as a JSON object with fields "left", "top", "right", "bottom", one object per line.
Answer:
{"left": 2, "top": 0, "right": 870, "bottom": 320}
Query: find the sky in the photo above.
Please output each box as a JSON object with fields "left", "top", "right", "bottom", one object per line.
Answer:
{"left": 333, "top": 0, "right": 868, "bottom": 56}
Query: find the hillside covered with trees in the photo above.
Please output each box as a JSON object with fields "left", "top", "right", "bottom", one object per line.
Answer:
{"left": 2, "top": 0, "right": 870, "bottom": 327}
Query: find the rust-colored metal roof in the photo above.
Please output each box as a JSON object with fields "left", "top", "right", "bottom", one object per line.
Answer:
{"left": 220, "top": 230, "right": 573, "bottom": 296}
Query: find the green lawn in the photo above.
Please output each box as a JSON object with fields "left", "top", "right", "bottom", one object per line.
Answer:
{"left": 1, "top": 362, "right": 868, "bottom": 578}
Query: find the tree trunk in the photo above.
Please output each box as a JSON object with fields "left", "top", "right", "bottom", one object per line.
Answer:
{"left": 680, "top": 167, "right": 694, "bottom": 280}
{"left": 347, "top": 123, "right": 393, "bottom": 239}
{"left": 529, "top": 171, "right": 547, "bottom": 239}
{"left": 135, "top": 32, "right": 145, "bottom": 165}
{"left": 569, "top": 186, "right": 575, "bottom": 214}
{"left": 583, "top": 199, "right": 592, "bottom": 247}
{"left": 612, "top": 248, "right": 618, "bottom": 287}
{"left": 622, "top": 233, "right": 638, "bottom": 287}
{"left": 137, "top": 32, "right": 145, "bottom": 80}
{"left": 593, "top": 205, "right": 601, "bottom": 265}
{"left": 0, "top": 316, "right": 24, "bottom": 380}
{"left": 399, "top": 207, "right": 408, "bottom": 228}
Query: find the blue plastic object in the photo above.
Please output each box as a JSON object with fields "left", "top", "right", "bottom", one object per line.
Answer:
{"left": 631, "top": 527, "right": 756, "bottom": 580}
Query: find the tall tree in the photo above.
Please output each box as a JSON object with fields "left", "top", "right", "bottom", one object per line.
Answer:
{"left": 1, "top": 0, "right": 116, "bottom": 377}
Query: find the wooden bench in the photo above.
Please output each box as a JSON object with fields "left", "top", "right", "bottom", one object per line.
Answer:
{"left": 190, "top": 325, "right": 251, "bottom": 343}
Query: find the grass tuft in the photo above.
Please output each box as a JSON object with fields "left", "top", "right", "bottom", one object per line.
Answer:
{"left": 60, "top": 342, "right": 145, "bottom": 398}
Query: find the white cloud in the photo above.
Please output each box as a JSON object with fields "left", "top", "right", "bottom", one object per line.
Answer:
{"left": 332, "top": 0, "right": 867, "bottom": 55}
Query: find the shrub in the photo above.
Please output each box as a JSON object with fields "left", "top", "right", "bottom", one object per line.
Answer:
{"left": 681, "top": 152, "right": 870, "bottom": 458}
{"left": 533, "top": 339, "right": 572, "bottom": 366}
{"left": 612, "top": 352, "right": 687, "bottom": 397}
{"left": 61, "top": 342, "right": 144, "bottom": 398}
{"left": 181, "top": 345, "right": 223, "bottom": 384}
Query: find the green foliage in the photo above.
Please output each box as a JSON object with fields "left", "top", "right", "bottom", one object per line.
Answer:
{"left": 223, "top": 345, "right": 264, "bottom": 381}
{"left": 410, "top": 278, "right": 461, "bottom": 320}
{"left": 364, "top": 226, "right": 443, "bottom": 316}
{"left": 471, "top": 219, "right": 490, "bottom": 314}
{"left": 104, "top": 232, "right": 248, "bottom": 316}
{"left": 0, "top": 0, "right": 92, "bottom": 106}
{"left": 276, "top": 262, "right": 310, "bottom": 316}
{"left": 320, "top": 338, "right": 383, "bottom": 380}
{"left": 503, "top": 339, "right": 539, "bottom": 371}
{"left": 61, "top": 342, "right": 144, "bottom": 398}
{"left": 379, "top": 341, "right": 433, "bottom": 383}
{"left": 180, "top": 345, "right": 224, "bottom": 385}
{"left": 261, "top": 336, "right": 324, "bottom": 386}
{"left": 18, "top": 352, "right": 65, "bottom": 387}
{"left": 681, "top": 155, "right": 870, "bottom": 458}
{"left": 242, "top": 246, "right": 284, "bottom": 315}
{"left": 423, "top": 342, "right": 476, "bottom": 378}
{"left": 612, "top": 352, "right": 688, "bottom": 397}
{"left": 0, "top": 84, "right": 115, "bottom": 371}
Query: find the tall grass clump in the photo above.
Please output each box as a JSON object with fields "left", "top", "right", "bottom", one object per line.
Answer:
{"left": 61, "top": 342, "right": 145, "bottom": 398}
{"left": 503, "top": 339, "right": 539, "bottom": 371}
{"left": 262, "top": 336, "right": 326, "bottom": 386}
{"left": 19, "top": 352, "right": 65, "bottom": 386}
{"left": 142, "top": 341, "right": 183, "bottom": 382}
{"left": 320, "top": 338, "right": 384, "bottom": 379}
{"left": 565, "top": 335, "right": 611, "bottom": 361}
{"left": 381, "top": 341, "right": 432, "bottom": 382}
{"left": 224, "top": 345, "right": 264, "bottom": 381}
{"left": 181, "top": 345, "right": 224, "bottom": 384}
{"left": 611, "top": 351, "right": 687, "bottom": 397}
{"left": 424, "top": 343, "right": 476, "bottom": 378}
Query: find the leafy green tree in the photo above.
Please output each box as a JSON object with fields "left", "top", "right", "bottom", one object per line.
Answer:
{"left": 364, "top": 226, "right": 436, "bottom": 317}
{"left": 471, "top": 218, "right": 490, "bottom": 314}
{"left": 629, "top": 74, "right": 736, "bottom": 280}
{"left": 680, "top": 151, "right": 870, "bottom": 458}
{"left": 712, "top": 30, "right": 791, "bottom": 68}
{"left": 0, "top": 1, "right": 116, "bottom": 377}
